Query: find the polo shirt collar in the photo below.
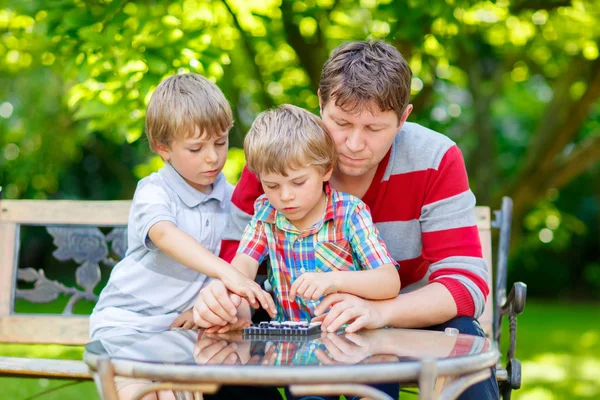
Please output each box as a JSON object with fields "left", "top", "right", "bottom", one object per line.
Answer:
{"left": 159, "top": 162, "right": 228, "bottom": 209}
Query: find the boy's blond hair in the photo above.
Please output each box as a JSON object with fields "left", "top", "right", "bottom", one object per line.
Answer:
{"left": 145, "top": 73, "right": 233, "bottom": 151}
{"left": 244, "top": 104, "right": 336, "bottom": 177}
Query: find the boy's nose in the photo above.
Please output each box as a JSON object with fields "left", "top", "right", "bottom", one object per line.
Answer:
{"left": 280, "top": 188, "right": 294, "bottom": 201}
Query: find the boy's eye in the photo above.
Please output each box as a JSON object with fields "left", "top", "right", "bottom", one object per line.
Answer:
{"left": 367, "top": 126, "right": 383, "bottom": 132}
{"left": 293, "top": 181, "right": 306, "bottom": 186}
{"left": 189, "top": 148, "right": 202, "bottom": 153}
{"left": 266, "top": 185, "right": 278, "bottom": 190}
{"left": 336, "top": 121, "right": 349, "bottom": 127}
{"left": 216, "top": 141, "right": 227, "bottom": 146}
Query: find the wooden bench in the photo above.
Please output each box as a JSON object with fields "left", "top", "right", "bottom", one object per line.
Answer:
{"left": 0, "top": 196, "right": 526, "bottom": 398}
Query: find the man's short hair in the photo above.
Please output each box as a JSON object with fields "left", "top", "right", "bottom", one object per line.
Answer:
{"left": 320, "top": 40, "right": 412, "bottom": 119}
{"left": 244, "top": 104, "right": 337, "bottom": 177}
{"left": 145, "top": 73, "right": 233, "bottom": 151}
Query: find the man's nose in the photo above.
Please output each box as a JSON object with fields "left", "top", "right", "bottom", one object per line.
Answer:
{"left": 346, "top": 128, "right": 365, "bottom": 153}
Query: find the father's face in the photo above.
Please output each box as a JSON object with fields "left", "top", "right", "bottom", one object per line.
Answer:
{"left": 320, "top": 98, "right": 411, "bottom": 178}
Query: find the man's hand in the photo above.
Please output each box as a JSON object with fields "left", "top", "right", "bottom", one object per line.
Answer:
{"left": 169, "top": 308, "right": 199, "bottom": 330}
{"left": 290, "top": 272, "right": 337, "bottom": 301}
{"left": 193, "top": 280, "right": 243, "bottom": 328}
{"left": 220, "top": 269, "right": 276, "bottom": 316}
{"left": 193, "top": 331, "right": 252, "bottom": 365}
{"left": 205, "top": 298, "right": 253, "bottom": 334}
{"left": 312, "top": 293, "right": 386, "bottom": 333}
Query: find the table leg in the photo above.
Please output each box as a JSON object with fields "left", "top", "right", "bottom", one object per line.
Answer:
{"left": 131, "top": 383, "right": 220, "bottom": 400}
{"left": 289, "top": 383, "right": 394, "bottom": 400}
{"left": 436, "top": 369, "right": 491, "bottom": 400}
{"left": 96, "top": 357, "right": 119, "bottom": 400}
{"left": 418, "top": 359, "right": 437, "bottom": 400}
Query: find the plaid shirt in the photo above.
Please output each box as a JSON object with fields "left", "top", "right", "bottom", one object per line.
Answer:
{"left": 238, "top": 184, "right": 397, "bottom": 321}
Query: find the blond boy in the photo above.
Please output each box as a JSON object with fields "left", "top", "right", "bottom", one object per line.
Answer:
{"left": 91, "top": 74, "right": 275, "bottom": 341}
{"left": 223, "top": 104, "right": 400, "bottom": 323}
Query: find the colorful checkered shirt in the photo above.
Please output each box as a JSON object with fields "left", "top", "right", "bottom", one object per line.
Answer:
{"left": 238, "top": 184, "right": 398, "bottom": 321}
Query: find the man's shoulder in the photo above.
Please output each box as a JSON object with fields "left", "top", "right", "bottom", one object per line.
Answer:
{"left": 387, "top": 122, "right": 458, "bottom": 175}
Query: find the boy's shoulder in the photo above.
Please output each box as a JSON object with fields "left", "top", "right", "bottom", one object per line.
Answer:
{"left": 328, "top": 188, "right": 369, "bottom": 218}
{"left": 252, "top": 193, "right": 277, "bottom": 222}
{"left": 133, "top": 170, "right": 173, "bottom": 201}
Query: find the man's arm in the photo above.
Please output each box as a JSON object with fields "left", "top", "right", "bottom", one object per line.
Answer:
{"left": 220, "top": 167, "right": 264, "bottom": 262}
{"left": 420, "top": 145, "right": 489, "bottom": 319}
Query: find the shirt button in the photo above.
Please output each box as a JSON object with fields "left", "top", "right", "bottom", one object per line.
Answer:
{"left": 205, "top": 220, "right": 209, "bottom": 227}
{"left": 300, "top": 267, "right": 306, "bottom": 274}
{"left": 298, "top": 237, "right": 303, "bottom": 242}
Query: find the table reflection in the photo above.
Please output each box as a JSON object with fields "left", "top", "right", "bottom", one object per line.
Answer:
{"left": 87, "top": 327, "right": 490, "bottom": 368}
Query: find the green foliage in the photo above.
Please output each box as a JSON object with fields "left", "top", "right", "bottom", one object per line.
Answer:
{"left": 0, "top": 0, "right": 598, "bottom": 296}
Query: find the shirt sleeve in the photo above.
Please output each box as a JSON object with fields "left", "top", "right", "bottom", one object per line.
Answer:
{"left": 131, "top": 181, "right": 177, "bottom": 250}
{"left": 236, "top": 201, "right": 269, "bottom": 264}
{"left": 220, "top": 167, "right": 264, "bottom": 262}
{"left": 421, "top": 145, "right": 490, "bottom": 318}
{"left": 348, "top": 201, "right": 398, "bottom": 270}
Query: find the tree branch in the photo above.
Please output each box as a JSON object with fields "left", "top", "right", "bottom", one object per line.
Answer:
{"left": 510, "top": 0, "right": 571, "bottom": 14}
{"left": 280, "top": 1, "right": 328, "bottom": 93}
{"left": 546, "top": 134, "right": 600, "bottom": 190}
{"left": 222, "top": 0, "right": 275, "bottom": 109}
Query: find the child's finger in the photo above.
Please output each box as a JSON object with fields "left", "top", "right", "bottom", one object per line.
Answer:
{"left": 294, "top": 279, "right": 310, "bottom": 299}
{"left": 312, "top": 287, "right": 325, "bottom": 300}
{"left": 303, "top": 284, "right": 318, "bottom": 300}
{"left": 289, "top": 276, "right": 303, "bottom": 300}
{"left": 241, "top": 288, "right": 258, "bottom": 308}
{"left": 262, "top": 291, "right": 277, "bottom": 318}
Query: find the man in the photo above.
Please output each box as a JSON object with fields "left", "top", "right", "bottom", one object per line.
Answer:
{"left": 196, "top": 40, "right": 498, "bottom": 400}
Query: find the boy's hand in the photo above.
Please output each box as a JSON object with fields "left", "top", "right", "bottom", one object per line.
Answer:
{"left": 220, "top": 269, "right": 277, "bottom": 317}
{"left": 170, "top": 308, "right": 200, "bottom": 330}
{"left": 290, "top": 272, "right": 337, "bottom": 301}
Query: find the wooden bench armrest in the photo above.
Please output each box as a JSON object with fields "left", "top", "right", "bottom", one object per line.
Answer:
{"left": 0, "top": 356, "right": 91, "bottom": 379}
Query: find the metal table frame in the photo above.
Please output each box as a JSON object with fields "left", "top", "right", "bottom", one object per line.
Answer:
{"left": 84, "top": 336, "right": 499, "bottom": 400}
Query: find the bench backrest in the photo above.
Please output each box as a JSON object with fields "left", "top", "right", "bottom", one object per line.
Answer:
{"left": 0, "top": 200, "right": 494, "bottom": 345}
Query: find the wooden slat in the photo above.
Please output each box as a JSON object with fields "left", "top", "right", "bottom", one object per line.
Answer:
{"left": 478, "top": 227, "right": 494, "bottom": 338}
{"left": 0, "top": 315, "right": 90, "bottom": 345}
{"left": 0, "top": 223, "right": 18, "bottom": 318}
{"left": 0, "top": 200, "right": 131, "bottom": 225}
{"left": 474, "top": 206, "right": 491, "bottom": 230}
{"left": 0, "top": 356, "right": 91, "bottom": 379}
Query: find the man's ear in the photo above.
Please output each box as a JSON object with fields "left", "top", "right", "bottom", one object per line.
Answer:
{"left": 155, "top": 142, "right": 171, "bottom": 162}
{"left": 318, "top": 89, "right": 323, "bottom": 114}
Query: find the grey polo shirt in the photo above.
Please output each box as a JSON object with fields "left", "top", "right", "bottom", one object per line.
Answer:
{"left": 90, "top": 163, "right": 233, "bottom": 340}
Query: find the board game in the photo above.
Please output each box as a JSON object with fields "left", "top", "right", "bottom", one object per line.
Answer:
{"left": 242, "top": 321, "right": 321, "bottom": 339}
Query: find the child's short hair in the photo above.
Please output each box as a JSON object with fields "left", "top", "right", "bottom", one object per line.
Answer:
{"left": 244, "top": 104, "right": 336, "bottom": 177}
{"left": 145, "top": 73, "right": 233, "bottom": 151}
{"left": 320, "top": 40, "right": 412, "bottom": 119}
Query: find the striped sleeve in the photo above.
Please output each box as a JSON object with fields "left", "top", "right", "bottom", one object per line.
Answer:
{"left": 420, "top": 145, "right": 490, "bottom": 318}
{"left": 220, "top": 167, "right": 264, "bottom": 262}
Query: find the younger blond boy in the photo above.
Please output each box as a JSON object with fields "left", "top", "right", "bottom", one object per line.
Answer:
{"left": 227, "top": 104, "right": 400, "bottom": 322}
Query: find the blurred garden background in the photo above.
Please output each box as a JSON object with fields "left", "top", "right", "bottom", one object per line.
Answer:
{"left": 0, "top": 0, "right": 598, "bottom": 399}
